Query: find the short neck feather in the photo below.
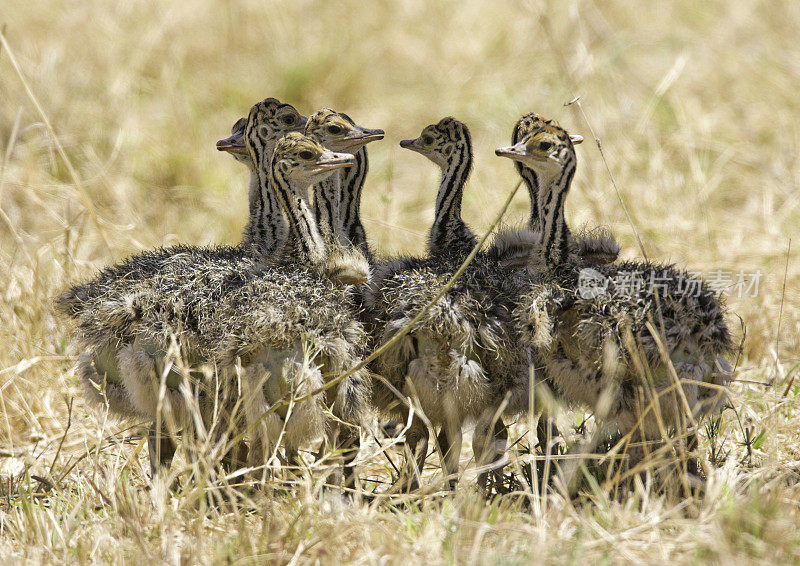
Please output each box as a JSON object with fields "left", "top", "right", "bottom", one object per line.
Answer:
{"left": 429, "top": 140, "right": 476, "bottom": 255}
{"left": 340, "top": 146, "right": 370, "bottom": 258}
{"left": 312, "top": 174, "right": 345, "bottom": 246}
{"left": 269, "top": 164, "right": 327, "bottom": 265}
{"left": 516, "top": 162, "right": 540, "bottom": 231}
{"left": 245, "top": 143, "right": 289, "bottom": 257}
{"left": 538, "top": 155, "right": 576, "bottom": 268}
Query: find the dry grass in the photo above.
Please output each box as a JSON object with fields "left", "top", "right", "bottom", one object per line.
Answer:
{"left": 1, "top": 0, "right": 800, "bottom": 563}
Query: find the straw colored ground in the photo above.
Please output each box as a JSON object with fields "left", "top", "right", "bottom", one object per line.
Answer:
{"left": 1, "top": 0, "right": 799, "bottom": 563}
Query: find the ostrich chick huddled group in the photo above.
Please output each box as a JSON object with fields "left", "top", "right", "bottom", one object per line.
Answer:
{"left": 57, "top": 97, "right": 735, "bottom": 494}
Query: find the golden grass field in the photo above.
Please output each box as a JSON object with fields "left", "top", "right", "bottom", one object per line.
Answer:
{"left": 2, "top": 0, "right": 800, "bottom": 563}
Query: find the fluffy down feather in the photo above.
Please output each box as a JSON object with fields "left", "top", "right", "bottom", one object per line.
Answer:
{"left": 56, "top": 245, "right": 371, "bottom": 468}
{"left": 363, "top": 249, "right": 530, "bottom": 427}
{"left": 514, "top": 260, "right": 734, "bottom": 437}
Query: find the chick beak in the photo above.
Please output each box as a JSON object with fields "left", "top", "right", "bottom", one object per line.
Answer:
{"left": 494, "top": 143, "right": 527, "bottom": 159}
{"left": 399, "top": 138, "right": 419, "bottom": 151}
{"left": 216, "top": 134, "right": 248, "bottom": 155}
{"left": 315, "top": 151, "right": 355, "bottom": 172}
{"left": 351, "top": 127, "right": 385, "bottom": 144}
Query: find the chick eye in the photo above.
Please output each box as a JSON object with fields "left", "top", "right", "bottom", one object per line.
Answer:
{"left": 327, "top": 125, "right": 343, "bottom": 135}
{"left": 298, "top": 150, "right": 314, "bottom": 160}
{"left": 282, "top": 114, "right": 296, "bottom": 125}
{"left": 258, "top": 125, "right": 271, "bottom": 137}
{"left": 539, "top": 141, "right": 553, "bottom": 151}
{"left": 422, "top": 135, "right": 434, "bottom": 145}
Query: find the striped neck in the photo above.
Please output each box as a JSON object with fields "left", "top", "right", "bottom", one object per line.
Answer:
{"left": 245, "top": 145, "right": 289, "bottom": 258}
{"left": 268, "top": 162, "right": 326, "bottom": 265}
{"left": 312, "top": 174, "right": 345, "bottom": 246}
{"left": 516, "top": 162, "right": 540, "bottom": 231}
{"left": 340, "top": 146, "right": 370, "bottom": 258}
{"left": 429, "top": 139, "right": 476, "bottom": 256}
{"left": 538, "top": 155, "right": 576, "bottom": 268}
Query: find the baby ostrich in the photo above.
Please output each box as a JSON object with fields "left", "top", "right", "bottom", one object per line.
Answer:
{"left": 199, "top": 132, "right": 371, "bottom": 485}
{"left": 492, "top": 112, "right": 620, "bottom": 270}
{"left": 495, "top": 121, "right": 734, "bottom": 472}
{"left": 71, "top": 131, "right": 370, "bottom": 486}
{"left": 56, "top": 98, "right": 309, "bottom": 475}
{"left": 366, "top": 117, "right": 527, "bottom": 491}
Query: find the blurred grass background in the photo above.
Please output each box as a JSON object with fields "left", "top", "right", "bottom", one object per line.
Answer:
{"left": 1, "top": 0, "right": 800, "bottom": 562}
